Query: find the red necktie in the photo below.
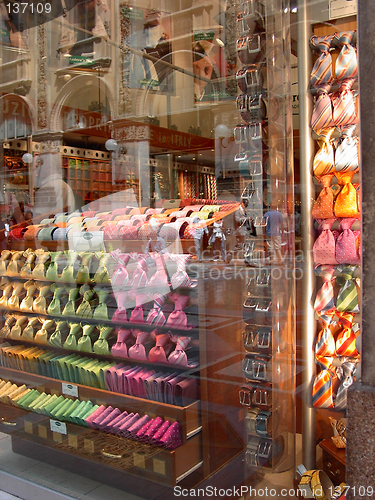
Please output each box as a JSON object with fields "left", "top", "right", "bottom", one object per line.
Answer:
{"left": 148, "top": 334, "right": 169, "bottom": 363}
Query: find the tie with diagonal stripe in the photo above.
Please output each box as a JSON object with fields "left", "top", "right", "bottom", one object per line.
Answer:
{"left": 315, "top": 311, "right": 336, "bottom": 358}
{"left": 336, "top": 266, "right": 360, "bottom": 313}
{"left": 332, "top": 80, "right": 356, "bottom": 127}
{"left": 311, "top": 91, "right": 334, "bottom": 134}
{"left": 314, "top": 265, "right": 336, "bottom": 313}
{"left": 335, "top": 359, "right": 357, "bottom": 410}
{"left": 312, "top": 368, "right": 334, "bottom": 409}
{"left": 335, "top": 31, "right": 358, "bottom": 82}
{"left": 310, "top": 35, "right": 334, "bottom": 91}
{"left": 313, "top": 128, "right": 335, "bottom": 176}
{"left": 335, "top": 125, "right": 359, "bottom": 172}
{"left": 335, "top": 312, "right": 359, "bottom": 357}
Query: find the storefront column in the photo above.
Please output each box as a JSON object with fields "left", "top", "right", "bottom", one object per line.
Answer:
{"left": 347, "top": 1, "right": 375, "bottom": 497}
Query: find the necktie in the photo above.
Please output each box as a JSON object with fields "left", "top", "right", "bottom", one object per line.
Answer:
{"left": 93, "top": 253, "right": 111, "bottom": 284}
{"left": 314, "top": 265, "right": 336, "bottom": 313}
{"left": 45, "top": 252, "right": 63, "bottom": 281}
{"left": 166, "top": 293, "right": 190, "bottom": 329}
{"left": 112, "top": 289, "right": 129, "bottom": 323}
{"left": 0, "top": 314, "right": 16, "bottom": 338}
{"left": 335, "top": 31, "right": 358, "bottom": 81}
{"left": 110, "top": 253, "right": 131, "bottom": 287}
{"left": 312, "top": 367, "right": 335, "bottom": 409}
{"left": 60, "top": 251, "right": 78, "bottom": 283}
{"left": 76, "top": 287, "right": 96, "bottom": 318}
{"left": 312, "top": 174, "right": 335, "bottom": 219}
{"left": 148, "top": 253, "right": 170, "bottom": 296}
{"left": 128, "top": 331, "right": 149, "bottom": 360}
{"left": 168, "top": 336, "right": 191, "bottom": 366}
{"left": 9, "top": 283, "right": 25, "bottom": 310}
{"left": 34, "top": 319, "right": 56, "bottom": 345}
{"left": 48, "top": 321, "right": 68, "bottom": 347}
{"left": 315, "top": 312, "right": 336, "bottom": 358}
{"left": 146, "top": 295, "right": 166, "bottom": 326}
{"left": 33, "top": 285, "right": 51, "bottom": 314}
{"left": 9, "top": 315, "right": 28, "bottom": 340}
{"left": 77, "top": 324, "right": 97, "bottom": 353}
{"left": 332, "top": 80, "right": 356, "bottom": 127}
{"left": 313, "top": 128, "right": 335, "bottom": 176}
{"left": 63, "top": 323, "right": 82, "bottom": 350}
{"left": 311, "top": 92, "right": 334, "bottom": 134}
{"left": 93, "top": 289, "right": 110, "bottom": 321}
{"left": 159, "top": 421, "right": 182, "bottom": 449}
{"left": 148, "top": 334, "right": 169, "bottom": 363}
{"left": 0, "top": 250, "right": 12, "bottom": 276}
{"left": 313, "top": 219, "right": 338, "bottom": 265}
{"left": 32, "top": 250, "right": 51, "bottom": 279}
{"left": 334, "top": 171, "right": 360, "bottom": 218}
{"left": 0, "top": 284, "right": 12, "bottom": 309}
{"left": 335, "top": 359, "right": 357, "bottom": 410}
{"left": 335, "top": 312, "right": 359, "bottom": 357}
{"left": 335, "top": 125, "right": 359, "bottom": 172}
{"left": 20, "top": 251, "right": 36, "bottom": 278}
{"left": 336, "top": 218, "right": 360, "bottom": 265}
{"left": 62, "top": 288, "right": 80, "bottom": 317}
{"left": 129, "top": 292, "right": 146, "bottom": 324}
{"left": 310, "top": 35, "right": 334, "bottom": 91}
{"left": 170, "top": 254, "right": 196, "bottom": 290}
{"left": 76, "top": 252, "right": 93, "bottom": 284}
{"left": 47, "top": 284, "right": 66, "bottom": 316}
{"left": 93, "top": 325, "right": 114, "bottom": 355}
{"left": 111, "top": 328, "right": 132, "bottom": 358}
{"left": 130, "top": 255, "right": 148, "bottom": 288}
{"left": 336, "top": 266, "right": 360, "bottom": 313}
{"left": 21, "top": 317, "right": 41, "bottom": 341}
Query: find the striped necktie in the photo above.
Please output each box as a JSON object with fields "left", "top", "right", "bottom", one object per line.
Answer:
{"left": 314, "top": 265, "right": 336, "bottom": 313}
{"left": 332, "top": 80, "right": 356, "bottom": 127}
{"left": 335, "top": 125, "right": 359, "bottom": 172}
{"left": 313, "top": 128, "right": 335, "bottom": 176}
{"left": 312, "top": 367, "right": 334, "bottom": 409}
{"left": 312, "top": 174, "right": 335, "bottom": 219}
{"left": 311, "top": 92, "right": 334, "bottom": 134}
{"left": 336, "top": 266, "right": 360, "bottom": 313}
{"left": 335, "top": 312, "right": 359, "bottom": 357}
{"left": 335, "top": 31, "right": 358, "bottom": 82}
{"left": 334, "top": 171, "right": 359, "bottom": 218}
{"left": 310, "top": 35, "right": 334, "bottom": 91}
{"left": 146, "top": 295, "right": 166, "bottom": 326}
{"left": 315, "top": 311, "right": 336, "bottom": 358}
{"left": 335, "top": 359, "right": 357, "bottom": 410}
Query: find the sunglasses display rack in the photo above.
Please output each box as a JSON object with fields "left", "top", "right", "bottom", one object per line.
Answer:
{"left": 235, "top": 0, "right": 296, "bottom": 474}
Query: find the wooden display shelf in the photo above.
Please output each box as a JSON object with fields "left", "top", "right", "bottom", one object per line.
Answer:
{"left": 0, "top": 402, "right": 203, "bottom": 488}
{"left": 0, "top": 367, "right": 201, "bottom": 443}
{"left": 319, "top": 438, "right": 346, "bottom": 485}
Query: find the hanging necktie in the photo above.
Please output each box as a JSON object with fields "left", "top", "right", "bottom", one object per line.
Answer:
{"left": 334, "top": 171, "right": 359, "bottom": 218}
{"left": 168, "top": 336, "right": 191, "bottom": 366}
{"left": 93, "top": 325, "right": 114, "bottom": 355}
{"left": 170, "top": 254, "right": 196, "bottom": 290}
{"left": 335, "top": 312, "right": 359, "bottom": 357}
{"left": 33, "top": 285, "right": 51, "bottom": 315}
{"left": 63, "top": 323, "right": 82, "bottom": 350}
{"left": 77, "top": 324, "right": 97, "bottom": 353}
{"left": 311, "top": 93, "right": 334, "bottom": 133}
{"left": 336, "top": 266, "right": 360, "bottom": 313}
{"left": 148, "top": 253, "right": 170, "bottom": 297}
{"left": 336, "top": 218, "right": 360, "bottom": 265}
{"left": 111, "top": 328, "right": 132, "bottom": 358}
{"left": 312, "top": 365, "right": 335, "bottom": 409}
{"left": 76, "top": 288, "right": 96, "bottom": 318}
{"left": 314, "top": 265, "right": 336, "bottom": 313}
{"left": 20, "top": 251, "right": 36, "bottom": 278}
{"left": 34, "top": 319, "right": 56, "bottom": 345}
{"left": 76, "top": 252, "right": 94, "bottom": 284}
{"left": 310, "top": 35, "right": 334, "bottom": 90}
{"left": 45, "top": 251, "right": 63, "bottom": 281}
{"left": 334, "top": 125, "right": 359, "bottom": 172}
{"left": 9, "top": 315, "right": 28, "bottom": 340}
{"left": 130, "top": 254, "right": 148, "bottom": 288}
{"left": 335, "top": 31, "right": 358, "bottom": 82}
{"left": 49, "top": 321, "right": 68, "bottom": 347}
{"left": 313, "top": 218, "right": 338, "bottom": 265}
{"left": 60, "top": 251, "right": 78, "bottom": 283}
{"left": 332, "top": 80, "right": 356, "bottom": 127}
{"left": 128, "top": 331, "right": 149, "bottom": 361}
{"left": 21, "top": 317, "right": 41, "bottom": 341}
{"left": 315, "top": 311, "right": 336, "bottom": 359}
{"left": 312, "top": 174, "right": 336, "bottom": 220}
{"left": 110, "top": 252, "right": 131, "bottom": 287}
{"left": 93, "top": 252, "right": 111, "bottom": 284}
{"left": 166, "top": 293, "right": 190, "bottom": 330}
{"left": 148, "top": 334, "right": 169, "bottom": 363}
{"left": 8, "top": 283, "right": 25, "bottom": 310}
{"left": 335, "top": 359, "right": 357, "bottom": 410}
{"left": 146, "top": 295, "right": 166, "bottom": 326}
{"left": 313, "top": 129, "right": 335, "bottom": 176}
{"left": 93, "top": 289, "right": 110, "bottom": 321}
{"left": 129, "top": 292, "right": 147, "bottom": 324}
{"left": 47, "top": 284, "right": 66, "bottom": 316}
{"left": 62, "top": 288, "right": 80, "bottom": 317}
{"left": 32, "top": 250, "right": 51, "bottom": 279}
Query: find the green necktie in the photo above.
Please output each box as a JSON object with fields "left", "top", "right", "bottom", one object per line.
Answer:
{"left": 62, "top": 288, "right": 80, "bottom": 317}
{"left": 63, "top": 399, "right": 81, "bottom": 421}
{"left": 43, "top": 395, "right": 65, "bottom": 415}
{"left": 46, "top": 252, "right": 63, "bottom": 281}
{"left": 93, "top": 325, "right": 114, "bottom": 355}
{"left": 20, "top": 281, "right": 37, "bottom": 313}
{"left": 93, "top": 289, "right": 110, "bottom": 321}
{"left": 34, "top": 319, "right": 56, "bottom": 345}
{"left": 21, "top": 317, "right": 41, "bottom": 341}
{"left": 93, "top": 252, "right": 111, "bottom": 284}
{"left": 47, "top": 284, "right": 66, "bottom": 316}
{"left": 77, "top": 324, "right": 97, "bottom": 353}
{"left": 63, "top": 323, "right": 82, "bottom": 351}
{"left": 336, "top": 266, "right": 360, "bottom": 313}
{"left": 60, "top": 251, "right": 78, "bottom": 283}
{"left": 20, "top": 251, "right": 36, "bottom": 278}
{"left": 17, "top": 389, "right": 41, "bottom": 410}
{"left": 9, "top": 316, "right": 28, "bottom": 340}
{"left": 49, "top": 321, "right": 68, "bottom": 348}
{"left": 32, "top": 250, "right": 51, "bottom": 279}
{"left": 76, "top": 252, "right": 93, "bottom": 284}
{"left": 76, "top": 288, "right": 96, "bottom": 318}
{"left": 71, "top": 400, "right": 92, "bottom": 425}
{"left": 80, "top": 403, "right": 99, "bottom": 427}
{"left": 33, "top": 285, "right": 51, "bottom": 314}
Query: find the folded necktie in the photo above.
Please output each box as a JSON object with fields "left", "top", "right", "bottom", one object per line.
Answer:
{"left": 166, "top": 293, "right": 190, "bottom": 329}
{"left": 168, "top": 336, "right": 191, "bottom": 366}
{"left": 63, "top": 323, "right": 82, "bottom": 350}
{"left": 312, "top": 174, "right": 335, "bottom": 219}
{"left": 336, "top": 218, "right": 360, "bottom": 265}
{"left": 334, "top": 171, "right": 360, "bottom": 218}
{"left": 93, "top": 325, "right": 114, "bottom": 355}
{"left": 111, "top": 328, "right": 132, "bottom": 358}
{"left": 77, "top": 324, "right": 97, "bottom": 353}
{"left": 128, "top": 330, "right": 149, "bottom": 361}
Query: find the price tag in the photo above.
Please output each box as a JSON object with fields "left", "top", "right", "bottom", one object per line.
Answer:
{"left": 50, "top": 419, "right": 67, "bottom": 435}
{"left": 62, "top": 383, "right": 78, "bottom": 398}
{"left": 329, "top": 0, "right": 357, "bottom": 19}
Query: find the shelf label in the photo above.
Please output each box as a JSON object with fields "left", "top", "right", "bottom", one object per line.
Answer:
{"left": 50, "top": 420, "right": 67, "bottom": 435}
{"left": 62, "top": 383, "right": 78, "bottom": 398}
{"left": 71, "top": 231, "right": 105, "bottom": 252}
{"left": 329, "top": 0, "right": 357, "bottom": 19}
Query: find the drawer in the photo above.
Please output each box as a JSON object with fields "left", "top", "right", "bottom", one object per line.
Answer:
{"left": 322, "top": 450, "right": 346, "bottom": 484}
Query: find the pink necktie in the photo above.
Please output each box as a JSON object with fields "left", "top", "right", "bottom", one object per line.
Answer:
{"left": 313, "top": 218, "right": 339, "bottom": 265}
{"left": 128, "top": 330, "right": 149, "bottom": 360}
{"left": 166, "top": 293, "right": 190, "bottom": 329}
{"left": 129, "top": 293, "right": 147, "bottom": 324}
{"left": 111, "top": 328, "right": 132, "bottom": 358}
{"left": 170, "top": 254, "right": 197, "bottom": 289}
{"left": 111, "top": 253, "right": 131, "bottom": 286}
{"left": 136, "top": 419, "right": 154, "bottom": 440}
{"left": 148, "top": 253, "right": 170, "bottom": 295}
{"left": 314, "top": 265, "right": 336, "bottom": 313}
{"left": 148, "top": 334, "right": 169, "bottom": 363}
{"left": 151, "top": 420, "right": 170, "bottom": 445}
{"left": 168, "top": 336, "right": 191, "bottom": 366}
{"left": 130, "top": 255, "right": 148, "bottom": 288}
{"left": 146, "top": 295, "right": 166, "bottom": 326}
{"left": 311, "top": 91, "right": 334, "bottom": 133}
{"left": 159, "top": 421, "right": 182, "bottom": 450}
{"left": 336, "top": 218, "right": 360, "bottom": 265}
{"left": 112, "top": 290, "right": 130, "bottom": 323}
{"left": 332, "top": 80, "right": 356, "bottom": 127}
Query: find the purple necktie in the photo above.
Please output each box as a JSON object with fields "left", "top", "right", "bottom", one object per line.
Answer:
{"left": 168, "top": 336, "right": 191, "bottom": 366}
{"left": 128, "top": 330, "right": 149, "bottom": 361}
{"left": 105, "top": 411, "right": 128, "bottom": 433}
{"left": 128, "top": 415, "right": 150, "bottom": 438}
{"left": 118, "top": 413, "right": 140, "bottom": 437}
{"left": 151, "top": 421, "right": 170, "bottom": 445}
{"left": 159, "top": 421, "right": 182, "bottom": 449}
{"left": 136, "top": 418, "right": 154, "bottom": 440}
